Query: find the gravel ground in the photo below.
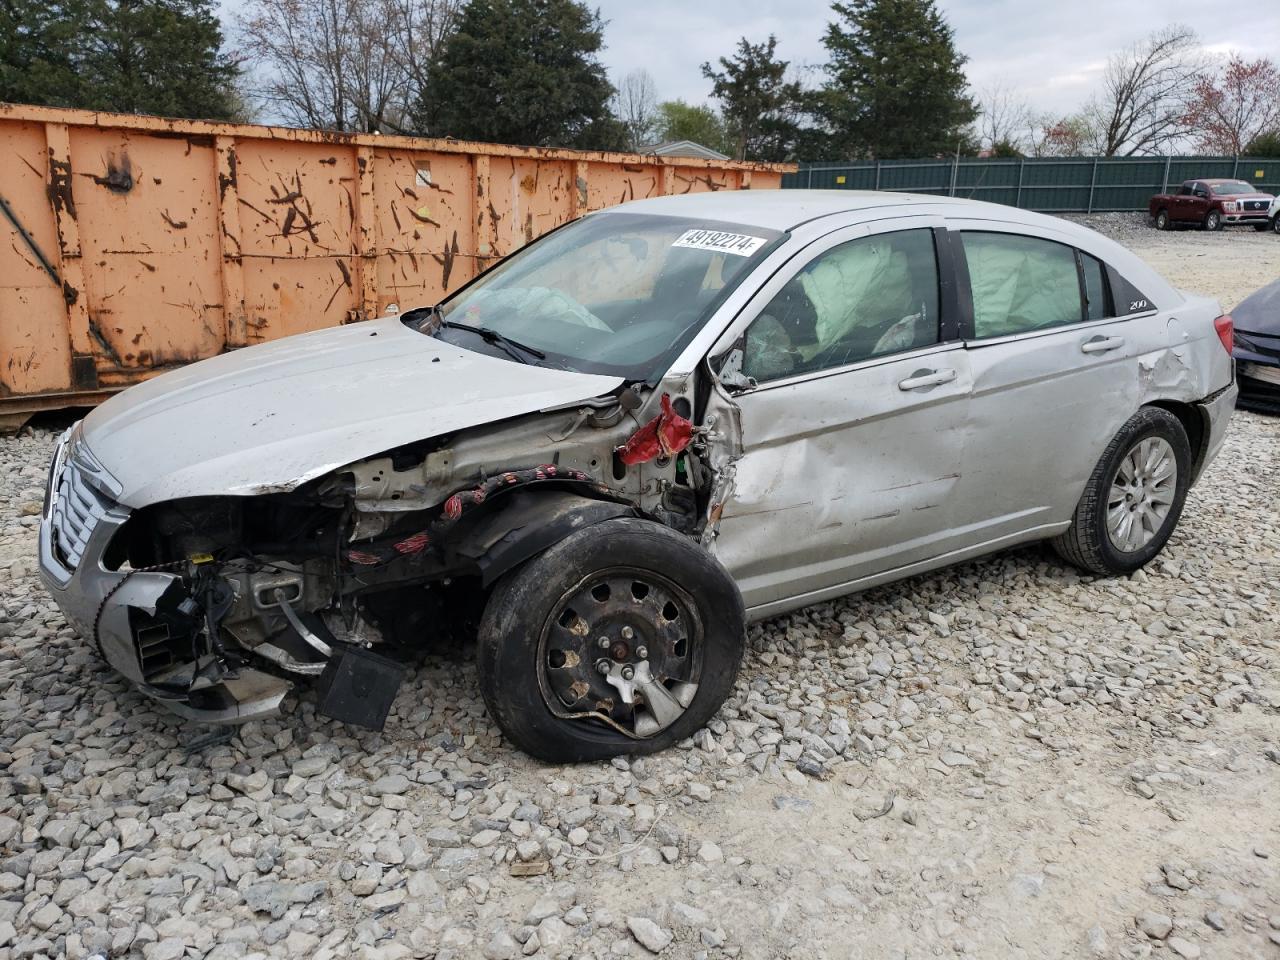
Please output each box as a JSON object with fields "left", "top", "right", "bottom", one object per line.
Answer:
{"left": 2, "top": 214, "right": 1278, "bottom": 960}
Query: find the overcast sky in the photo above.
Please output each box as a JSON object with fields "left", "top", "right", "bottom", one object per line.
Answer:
{"left": 595, "top": 0, "right": 1280, "bottom": 114}
{"left": 219, "top": 0, "right": 1280, "bottom": 119}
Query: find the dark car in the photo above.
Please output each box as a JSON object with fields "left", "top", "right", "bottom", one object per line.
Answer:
{"left": 1232, "top": 278, "right": 1280, "bottom": 411}
{"left": 1149, "top": 179, "right": 1275, "bottom": 231}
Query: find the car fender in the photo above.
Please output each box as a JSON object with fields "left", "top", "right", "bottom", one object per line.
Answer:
{"left": 446, "top": 489, "right": 638, "bottom": 586}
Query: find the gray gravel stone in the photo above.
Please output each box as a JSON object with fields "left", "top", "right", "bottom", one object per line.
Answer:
{"left": 627, "top": 916, "right": 673, "bottom": 953}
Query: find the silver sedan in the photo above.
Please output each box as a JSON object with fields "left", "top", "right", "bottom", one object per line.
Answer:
{"left": 38, "top": 192, "right": 1237, "bottom": 762}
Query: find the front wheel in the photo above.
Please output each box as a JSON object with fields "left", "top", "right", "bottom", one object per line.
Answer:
{"left": 1052, "top": 407, "right": 1191, "bottom": 576}
{"left": 1154, "top": 209, "right": 1170, "bottom": 230}
{"left": 1272, "top": 215, "right": 1280, "bottom": 235}
{"left": 476, "top": 517, "right": 745, "bottom": 762}
{"left": 1204, "top": 210, "right": 1223, "bottom": 231}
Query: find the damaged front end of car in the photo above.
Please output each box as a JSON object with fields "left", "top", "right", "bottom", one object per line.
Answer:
{"left": 38, "top": 383, "right": 721, "bottom": 730}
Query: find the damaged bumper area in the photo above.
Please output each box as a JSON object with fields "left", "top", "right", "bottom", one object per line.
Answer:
{"left": 38, "top": 431, "right": 297, "bottom": 724}
{"left": 35, "top": 417, "right": 654, "bottom": 731}
{"left": 40, "top": 513, "right": 294, "bottom": 724}
{"left": 1195, "top": 379, "right": 1238, "bottom": 479}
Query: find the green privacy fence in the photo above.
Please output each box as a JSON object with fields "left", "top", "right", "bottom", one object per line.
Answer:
{"left": 782, "top": 156, "right": 1280, "bottom": 212}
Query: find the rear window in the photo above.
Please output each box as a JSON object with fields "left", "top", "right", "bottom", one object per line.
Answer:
{"left": 1080, "top": 253, "right": 1110, "bottom": 321}
{"left": 962, "top": 232, "right": 1082, "bottom": 337}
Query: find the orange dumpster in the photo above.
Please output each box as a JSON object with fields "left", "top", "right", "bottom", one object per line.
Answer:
{"left": 0, "top": 104, "right": 791, "bottom": 429}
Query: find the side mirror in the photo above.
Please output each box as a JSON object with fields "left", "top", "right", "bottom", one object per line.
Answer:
{"left": 716, "top": 346, "right": 757, "bottom": 391}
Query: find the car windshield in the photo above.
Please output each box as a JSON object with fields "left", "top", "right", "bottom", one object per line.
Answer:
{"left": 426, "top": 212, "right": 781, "bottom": 380}
{"left": 1212, "top": 181, "right": 1255, "bottom": 195}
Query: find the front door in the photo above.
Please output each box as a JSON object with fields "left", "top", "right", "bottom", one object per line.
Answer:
{"left": 704, "top": 221, "right": 973, "bottom": 613}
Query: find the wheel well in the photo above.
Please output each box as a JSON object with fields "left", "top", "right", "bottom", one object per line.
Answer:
{"left": 1144, "top": 400, "right": 1208, "bottom": 480}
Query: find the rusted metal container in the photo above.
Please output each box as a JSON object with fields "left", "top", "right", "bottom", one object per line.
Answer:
{"left": 0, "top": 104, "right": 790, "bottom": 428}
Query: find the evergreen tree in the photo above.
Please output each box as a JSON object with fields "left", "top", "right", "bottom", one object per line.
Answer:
{"left": 0, "top": 0, "right": 85, "bottom": 107}
{"left": 413, "top": 0, "right": 626, "bottom": 149}
{"left": 0, "top": 0, "right": 240, "bottom": 119}
{"left": 701, "top": 36, "right": 803, "bottom": 162}
{"left": 818, "top": 0, "right": 977, "bottom": 159}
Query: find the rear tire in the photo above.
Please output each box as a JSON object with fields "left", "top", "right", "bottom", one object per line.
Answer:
{"left": 476, "top": 517, "right": 745, "bottom": 762}
{"left": 1204, "top": 210, "right": 1223, "bottom": 231}
{"left": 1154, "top": 209, "right": 1170, "bottom": 230}
{"left": 1052, "top": 407, "right": 1191, "bottom": 576}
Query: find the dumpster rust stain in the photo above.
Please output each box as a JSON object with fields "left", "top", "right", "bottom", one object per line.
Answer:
{"left": 269, "top": 171, "right": 321, "bottom": 243}
{"left": 217, "top": 149, "right": 238, "bottom": 201}
{"left": 87, "top": 315, "right": 124, "bottom": 367}
{"left": 47, "top": 151, "right": 76, "bottom": 219}
{"left": 90, "top": 152, "right": 134, "bottom": 193}
{"left": 161, "top": 210, "right": 188, "bottom": 230}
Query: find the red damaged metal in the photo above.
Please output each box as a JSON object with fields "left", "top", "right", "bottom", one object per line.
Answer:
{"left": 617, "top": 394, "right": 693, "bottom": 466}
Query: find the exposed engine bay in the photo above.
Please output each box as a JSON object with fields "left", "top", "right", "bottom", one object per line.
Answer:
{"left": 82, "top": 383, "right": 724, "bottom": 729}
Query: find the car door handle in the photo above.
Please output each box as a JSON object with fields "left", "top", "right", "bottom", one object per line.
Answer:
{"left": 1081, "top": 335, "right": 1125, "bottom": 354}
{"left": 897, "top": 368, "right": 957, "bottom": 391}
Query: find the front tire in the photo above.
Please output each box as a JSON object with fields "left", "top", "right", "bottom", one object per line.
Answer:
{"left": 476, "top": 517, "right": 745, "bottom": 762}
{"left": 1272, "top": 215, "right": 1280, "bottom": 235}
{"left": 1154, "top": 209, "right": 1170, "bottom": 230}
{"left": 1204, "top": 210, "right": 1223, "bottom": 231}
{"left": 1052, "top": 407, "right": 1191, "bottom": 576}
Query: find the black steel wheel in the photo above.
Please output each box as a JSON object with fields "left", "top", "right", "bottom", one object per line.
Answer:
{"left": 477, "top": 517, "right": 745, "bottom": 762}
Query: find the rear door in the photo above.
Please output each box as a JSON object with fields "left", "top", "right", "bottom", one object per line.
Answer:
{"left": 944, "top": 222, "right": 1150, "bottom": 543}
{"left": 703, "top": 218, "right": 973, "bottom": 613}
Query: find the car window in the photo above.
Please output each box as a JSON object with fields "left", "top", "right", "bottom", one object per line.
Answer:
{"left": 962, "top": 232, "right": 1083, "bottom": 338}
{"left": 742, "top": 229, "right": 940, "bottom": 382}
{"left": 1179, "top": 183, "right": 1194, "bottom": 196}
{"left": 428, "top": 212, "right": 780, "bottom": 380}
{"left": 1080, "top": 252, "right": 1110, "bottom": 320}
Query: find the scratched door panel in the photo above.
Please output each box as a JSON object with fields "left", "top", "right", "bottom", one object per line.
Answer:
{"left": 373, "top": 149, "right": 476, "bottom": 309}
{"left": 69, "top": 128, "right": 223, "bottom": 378}
{"left": 0, "top": 121, "right": 72, "bottom": 395}
{"left": 235, "top": 140, "right": 359, "bottom": 339}
{"left": 715, "top": 347, "right": 972, "bottom": 610}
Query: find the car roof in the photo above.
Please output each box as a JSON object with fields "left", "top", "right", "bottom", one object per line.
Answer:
{"left": 603, "top": 188, "right": 1185, "bottom": 312}
{"left": 605, "top": 189, "right": 1067, "bottom": 233}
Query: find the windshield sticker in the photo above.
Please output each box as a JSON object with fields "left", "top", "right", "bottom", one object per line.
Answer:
{"left": 672, "top": 229, "right": 768, "bottom": 257}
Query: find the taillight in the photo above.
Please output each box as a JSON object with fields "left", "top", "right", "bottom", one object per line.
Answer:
{"left": 1214, "top": 314, "right": 1233, "bottom": 353}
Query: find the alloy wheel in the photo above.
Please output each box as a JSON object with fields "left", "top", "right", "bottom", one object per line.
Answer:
{"left": 1106, "top": 437, "right": 1178, "bottom": 552}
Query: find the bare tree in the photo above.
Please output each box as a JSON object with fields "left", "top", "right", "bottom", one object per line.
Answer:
{"left": 613, "top": 69, "right": 659, "bottom": 149}
{"left": 1084, "top": 25, "right": 1206, "bottom": 156}
{"left": 977, "top": 81, "right": 1033, "bottom": 151}
{"left": 237, "top": 0, "right": 460, "bottom": 133}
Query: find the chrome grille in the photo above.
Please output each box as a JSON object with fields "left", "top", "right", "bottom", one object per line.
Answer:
{"left": 48, "top": 448, "right": 117, "bottom": 572}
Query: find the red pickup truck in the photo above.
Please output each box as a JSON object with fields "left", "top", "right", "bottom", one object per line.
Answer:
{"left": 1149, "top": 179, "right": 1275, "bottom": 231}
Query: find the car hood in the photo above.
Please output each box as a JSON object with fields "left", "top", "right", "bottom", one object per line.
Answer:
{"left": 82, "top": 318, "right": 623, "bottom": 507}
{"left": 1232, "top": 278, "right": 1280, "bottom": 336}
